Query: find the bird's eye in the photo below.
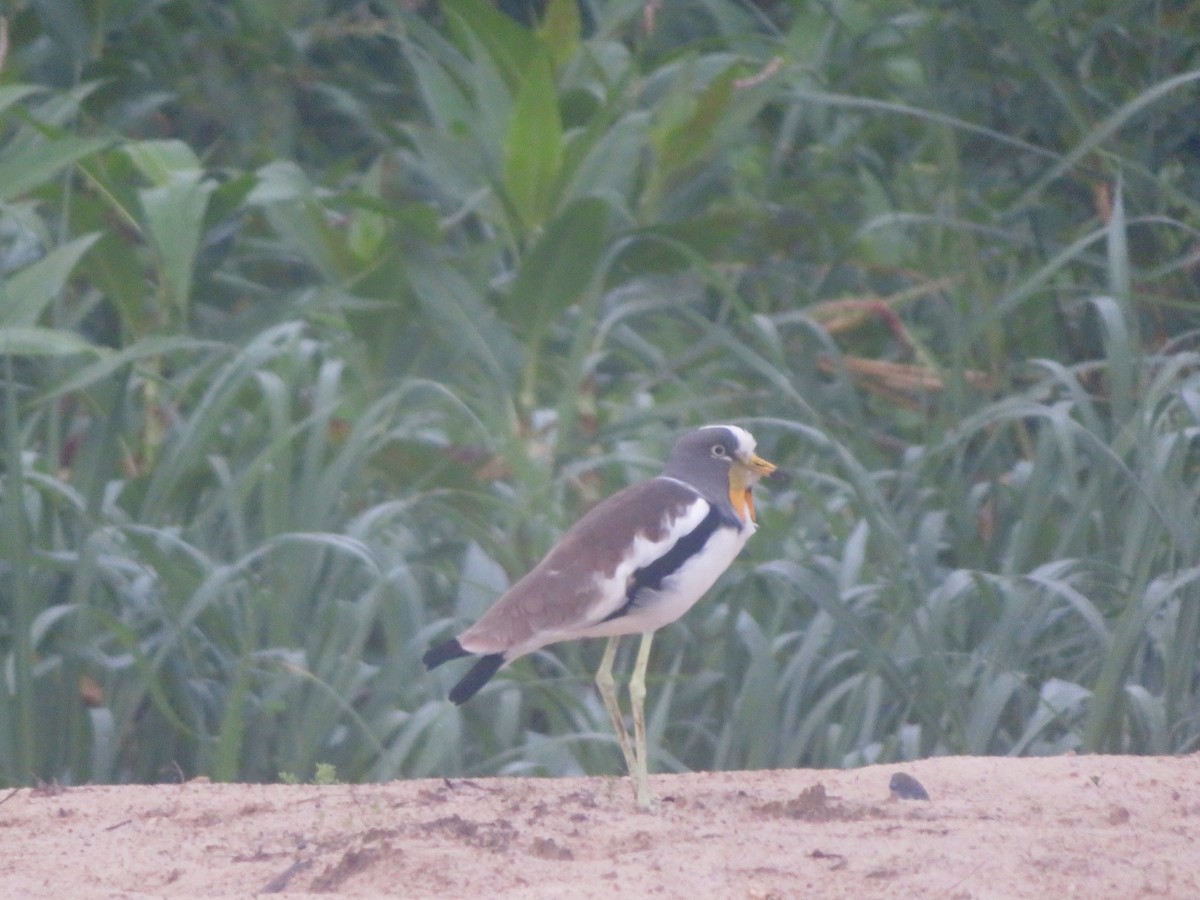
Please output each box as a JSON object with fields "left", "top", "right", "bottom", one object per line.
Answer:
{"left": 711, "top": 444, "right": 727, "bottom": 458}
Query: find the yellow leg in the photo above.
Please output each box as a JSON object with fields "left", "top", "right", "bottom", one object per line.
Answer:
{"left": 629, "top": 631, "right": 655, "bottom": 808}
{"left": 595, "top": 635, "right": 638, "bottom": 779}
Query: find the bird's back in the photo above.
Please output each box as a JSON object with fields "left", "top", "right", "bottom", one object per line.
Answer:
{"left": 456, "top": 477, "right": 723, "bottom": 658}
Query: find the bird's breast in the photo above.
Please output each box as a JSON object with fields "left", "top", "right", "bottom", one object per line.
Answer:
{"left": 585, "top": 518, "right": 753, "bottom": 638}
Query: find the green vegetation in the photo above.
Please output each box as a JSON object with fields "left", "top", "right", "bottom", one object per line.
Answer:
{"left": 280, "top": 762, "right": 339, "bottom": 786}
{"left": 1, "top": 0, "right": 1198, "bottom": 787}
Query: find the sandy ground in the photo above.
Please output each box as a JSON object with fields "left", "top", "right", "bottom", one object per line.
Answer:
{"left": 2, "top": 754, "right": 1197, "bottom": 898}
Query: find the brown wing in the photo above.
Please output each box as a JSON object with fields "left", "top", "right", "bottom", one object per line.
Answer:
{"left": 456, "top": 478, "right": 704, "bottom": 657}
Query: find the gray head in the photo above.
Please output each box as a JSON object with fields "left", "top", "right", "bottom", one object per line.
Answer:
{"left": 661, "top": 425, "right": 777, "bottom": 508}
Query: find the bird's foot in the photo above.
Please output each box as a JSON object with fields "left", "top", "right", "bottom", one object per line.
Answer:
{"left": 632, "top": 775, "right": 658, "bottom": 811}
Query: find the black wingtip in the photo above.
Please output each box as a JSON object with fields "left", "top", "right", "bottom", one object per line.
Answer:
{"left": 448, "top": 653, "right": 505, "bottom": 705}
{"left": 423, "top": 637, "right": 470, "bottom": 671}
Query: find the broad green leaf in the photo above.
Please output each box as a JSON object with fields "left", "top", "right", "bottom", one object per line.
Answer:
{"left": 0, "top": 85, "right": 43, "bottom": 116}
{"left": 206, "top": 169, "right": 259, "bottom": 222}
{"left": 71, "top": 142, "right": 148, "bottom": 236}
{"left": 560, "top": 110, "right": 650, "bottom": 207}
{"left": 538, "top": 0, "right": 581, "bottom": 71}
{"left": 24, "top": 80, "right": 105, "bottom": 129}
{"left": 651, "top": 64, "right": 738, "bottom": 178}
{"left": 502, "top": 196, "right": 611, "bottom": 328}
{"left": 140, "top": 171, "right": 217, "bottom": 316}
{"left": 262, "top": 201, "right": 351, "bottom": 283}
{"left": 125, "top": 139, "right": 205, "bottom": 186}
{"left": 118, "top": 140, "right": 217, "bottom": 318}
{"left": 403, "top": 42, "right": 478, "bottom": 136}
{"left": 0, "top": 326, "right": 99, "bottom": 356}
{"left": 503, "top": 50, "right": 563, "bottom": 231}
{"left": 444, "top": 0, "right": 541, "bottom": 90}
{"left": 248, "top": 166, "right": 356, "bottom": 281}
{"left": 0, "top": 135, "right": 113, "bottom": 203}
{"left": 247, "top": 160, "right": 315, "bottom": 206}
{"left": 81, "top": 230, "right": 147, "bottom": 337}
{"left": 0, "top": 233, "right": 101, "bottom": 326}
{"left": 401, "top": 124, "right": 494, "bottom": 207}
{"left": 455, "top": 27, "right": 518, "bottom": 169}
{"left": 404, "top": 255, "right": 520, "bottom": 386}
{"left": 347, "top": 206, "right": 387, "bottom": 263}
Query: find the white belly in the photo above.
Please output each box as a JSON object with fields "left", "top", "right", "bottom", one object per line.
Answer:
{"left": 578, "top": 521, "right": 754, "bottom": 638}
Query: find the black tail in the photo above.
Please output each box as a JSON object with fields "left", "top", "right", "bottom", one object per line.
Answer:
{"left": 423, "top": 637, "right": 471, "bottom": 670}
{"left": 423, "top": 638, "right": 505, "bottom": 706}
{"left": 448, "top": 654, "right": 505, "bottom": 705}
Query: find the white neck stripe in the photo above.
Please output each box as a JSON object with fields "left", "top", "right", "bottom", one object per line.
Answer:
{"left": 657, "top": 475, "right": 702, "bottom": 493}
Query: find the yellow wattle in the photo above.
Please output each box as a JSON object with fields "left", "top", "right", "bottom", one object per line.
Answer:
{"left": 728, "top": 470, "right": 757, "bottom": 523}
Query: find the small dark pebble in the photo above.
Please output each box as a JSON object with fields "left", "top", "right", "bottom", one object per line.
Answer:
{"left": 889, "top": 772, "right": 930, "bottom": 800}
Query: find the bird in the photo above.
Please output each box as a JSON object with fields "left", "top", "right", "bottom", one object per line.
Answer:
{"left": 423, "top": 424, "right": 784, "bottom": 807}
